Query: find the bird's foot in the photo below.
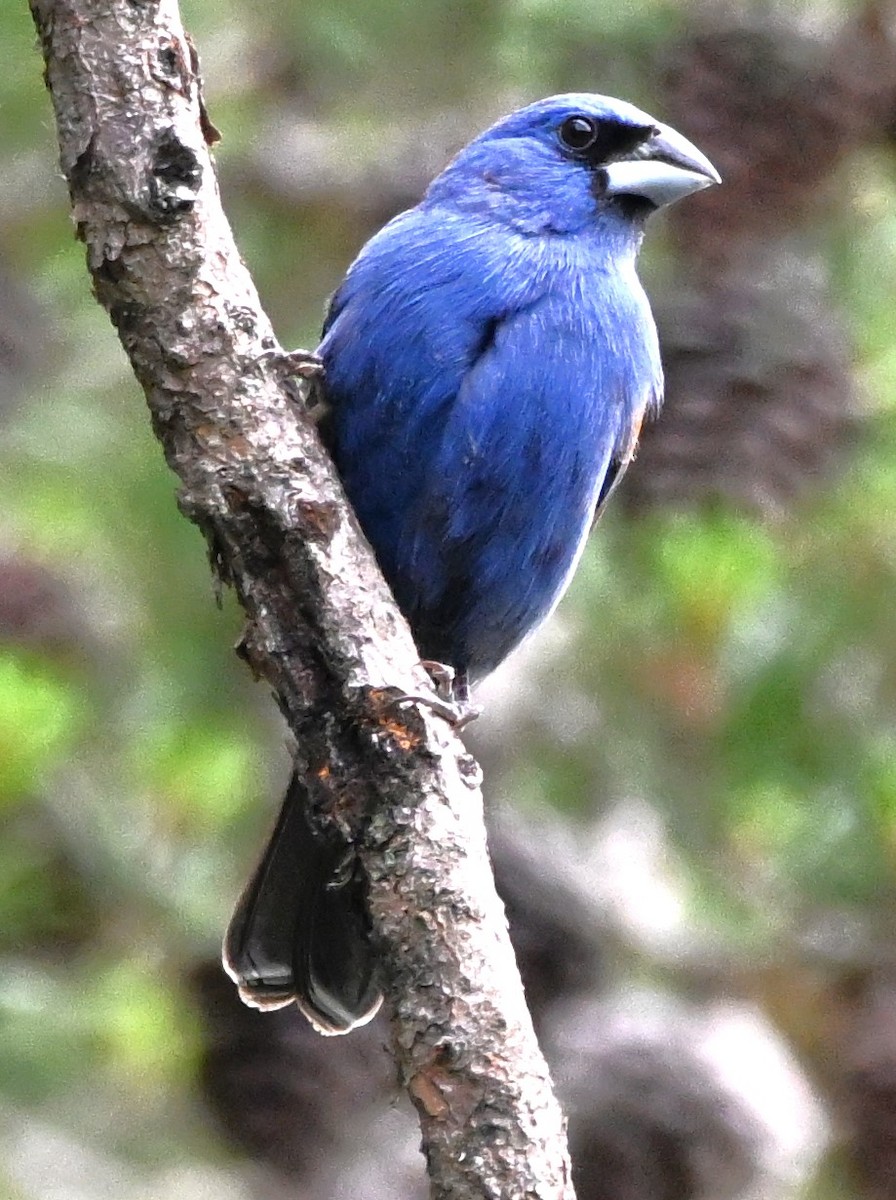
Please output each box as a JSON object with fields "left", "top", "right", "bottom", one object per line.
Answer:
{"left": 388, "top": 691, "right": 482, "bottom": 729}
{"left": 385, "top": 662, "right": 481, "bottom": 729}
{"left": 420, "top": 659, "right": 458, "bottom": 700}
{"left": 272, "top": 348, "right": 325, "bottom": 379}
{"left": 261, "top": 346, "right": 329, "bottom": 422}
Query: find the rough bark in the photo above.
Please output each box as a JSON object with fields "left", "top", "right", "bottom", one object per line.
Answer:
{"left": 27, "top": 1, "right": 574, "bottom": 1196}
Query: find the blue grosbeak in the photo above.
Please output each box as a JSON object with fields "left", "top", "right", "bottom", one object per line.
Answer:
{"left": 225, "top": 94, "right": 719, "bottom": 1033}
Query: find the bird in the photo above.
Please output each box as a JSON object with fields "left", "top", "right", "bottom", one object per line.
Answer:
{"left": 223, "top": 93, "right": 719, "bottom": 1034}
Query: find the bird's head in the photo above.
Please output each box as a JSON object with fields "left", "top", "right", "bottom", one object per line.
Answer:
{"left": 426, "top": 93, "right": 720, "bottom": 238}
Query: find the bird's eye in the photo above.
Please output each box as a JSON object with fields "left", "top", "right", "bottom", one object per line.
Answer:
{"left": 558, "top": 115, "right": 600, "bottom": 152}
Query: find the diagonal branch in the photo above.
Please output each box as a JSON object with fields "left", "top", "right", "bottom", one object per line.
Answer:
{"left": 27, "top": 1, "right": 575, "bottom": 1195}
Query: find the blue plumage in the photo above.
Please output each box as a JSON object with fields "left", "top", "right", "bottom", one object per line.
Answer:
{"left": 225, "top": 94, "right": 718, "bottom": 1033}
{"left": 319, "top": 93, "right": 717, "bottom": 684}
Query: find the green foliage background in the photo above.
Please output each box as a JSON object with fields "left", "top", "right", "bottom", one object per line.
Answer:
{"left": 1, "top": 1, "right": 895, "bottom": 1197}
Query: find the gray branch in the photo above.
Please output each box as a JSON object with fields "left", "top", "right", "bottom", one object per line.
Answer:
{"left": 27, "top": 0, "right": 574, "bottom": 1195}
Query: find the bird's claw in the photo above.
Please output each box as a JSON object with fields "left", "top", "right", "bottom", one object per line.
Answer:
{"left": 386, "top": 690, "right": 482, "bottom": 730}
{"left": 262, "top": 347, "right": 324, "bottom": 378}
{"left": 400, "top": 659, "right": 479, "bottom": 726}
{"left": 419, "top": 659, "right": 456, "bottom": 699}
{"left": 261, "top": 347, "right": 329, "bottom": 422}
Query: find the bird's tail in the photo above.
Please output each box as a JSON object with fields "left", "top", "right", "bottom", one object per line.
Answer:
{"left": 222, "top": 772, "right": 382, "bottom": 1035}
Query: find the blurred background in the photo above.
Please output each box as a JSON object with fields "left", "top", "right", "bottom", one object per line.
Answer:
{"left": 3, "top": 0, "right": 896, "bottom": 1196}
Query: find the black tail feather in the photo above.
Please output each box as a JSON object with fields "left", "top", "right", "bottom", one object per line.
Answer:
{"left": 223, "top": 773, "right": 382, "bottom": 1035}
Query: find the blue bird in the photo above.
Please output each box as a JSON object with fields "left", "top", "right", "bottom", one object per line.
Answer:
{"left": 224, "top": 94, "right": 719, "bottom": 1033}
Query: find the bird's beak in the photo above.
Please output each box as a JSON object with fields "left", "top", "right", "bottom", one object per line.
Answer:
{"left": 601, "top": 122, "right": 720, "bottom": 208}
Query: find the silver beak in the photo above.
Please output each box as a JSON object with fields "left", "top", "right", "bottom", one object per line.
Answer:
{"left": 602, "top": 122, "right": 720, "bottom": 208}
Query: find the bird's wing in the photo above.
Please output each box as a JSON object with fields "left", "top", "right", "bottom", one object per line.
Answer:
{"left": 395, "top": 289, "right": 654, "bottom": 673}
{"left": 590, "top": 394, "right": 658, "bottom": 527}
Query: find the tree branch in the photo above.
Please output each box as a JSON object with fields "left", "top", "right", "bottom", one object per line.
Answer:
{"left": 28, "top": 1, "right": 574, "bottom": 1195}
